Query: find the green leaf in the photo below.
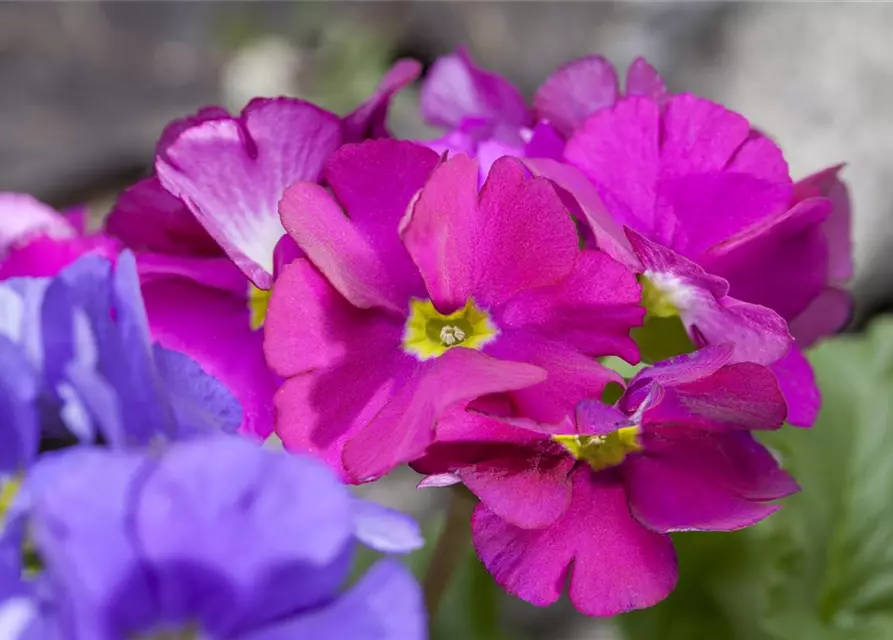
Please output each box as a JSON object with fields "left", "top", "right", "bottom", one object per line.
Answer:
{"left": 619, "top": 316, "right": 893, "bottom": 639}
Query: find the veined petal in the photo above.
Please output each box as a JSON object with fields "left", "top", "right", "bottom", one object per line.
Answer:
{"left": 156, "top": 99, "right": 343, "bottom": 289}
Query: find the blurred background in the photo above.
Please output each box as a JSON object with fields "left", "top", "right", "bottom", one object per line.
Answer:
{"left": 2, "top": 3, "right": 892, "bottom": 638}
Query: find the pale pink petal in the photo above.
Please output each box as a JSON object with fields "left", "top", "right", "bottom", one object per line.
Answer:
{"left": 473, "top": 468, "right": 677, "bottom": 616}
{"left": 141, "top": 278, "right": 277, "bottom": 439}
{"left": 343, "top": 59, "right": 422, "bottom": 141}
{"left": 0, "top": 193, "right": 76, "bottom": 256}
{"left": 421, "top": 48, "right": 530, "bottom": 132}
{"left": 533, "top": 55, "right": 619, "bottom": 137}
{"left": 625, "top": 57, "right": 668, "bottom": 105}
{"left": 769, "top": 346, "right": 820, "bottom": 427}
{"left": 343, "top": 348, "right": 547, "bottom": 483}
{"left": 156, "top": 99, "right": 343, "bottom": 289}
{"left": 626, "top": 429, "right": 799, "bottom": 532}
{"left": 106, "top": 176, "right": 221, "bottom": 257}
{"left": 498, "top": 249, "right": 643, "bottom": 362}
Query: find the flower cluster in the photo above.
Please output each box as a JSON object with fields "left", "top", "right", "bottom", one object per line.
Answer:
{"left": 0, "top": 49, "right": 851, "bottom": 624}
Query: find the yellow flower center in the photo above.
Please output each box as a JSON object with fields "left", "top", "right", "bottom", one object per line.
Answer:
{"left": 0, "top": 475, "right": 21, "bottom": 521}
{"left": 640, "top": 275, "right": 679, "bottom": 318}
{"left": 403, "top": 298, "right": 498, "bottom": 360}
{"left": 553, "top": 427, "right": 643, "bottom": 472}
{"left": 633, "top": 274, "right": 695, "bottom": 363}
{"left": 248, "top": 284, "right": 271, "bottom": 330}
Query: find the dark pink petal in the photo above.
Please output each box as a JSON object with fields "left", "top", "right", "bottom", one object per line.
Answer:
{"left": 702, "top": 198, "right": 831, "bottom": 321}
{"left": 399, "top": 153, "right": 480, "bottom": 311}
{"left": 279, "top": 182, "right": 410, "bottom": 313}
{"left": 788, "top": 287, "right": 851, "bottom": 348}
{"left": 420, "top": 48, "right": 530, "bottom": 132}
{"left": 156, "top": 99, "right": 343, "bottom": 289}
{"left": 498, "top": 249, "right": 643, "bottom": 363}
{"left": 136, "top": 254, "right": 246, "bottom": 295}
{"left": 769, "top": 346, "right": 819, "bottom": 427}
{"left": 565, "top": 97, "right": 661, "bottom": 237}
{"left": 533, "top": 55, "right": 619, "bottom": 138}
{"left": 473, "top": 468, "right": 677, "bottom": 615}
{"left": 141, "top": 278, "right": 277, "bottom": 439}
{"left": 639, "top": 361, "right": 788, "bottom": 432}
{"left": 793, "top": 164, "right": 853, "bottom": 284}
{"left": 263, "top": 259, "right": 404, "bottom": 379}
{"left": 484, "top": 330, "right": 620, "bottom": 424}
{"left": 523, "top": 122, "right": 566, "bottom": 161}
{"left": 323, "top": 139, "right": 439, "bottom": 297}
{"left": 628, "top": 229, "right": 792, "bottom": 366}
{"left": 459, "top": 452, "right": 575, "bottom": 529}
{"left": 523, "top": 157, "right": 638, "bottom": 268}
{"left": 626, "top": 429, "right": 799, "bottom": 532}
{"left": 105, "top": 176, "right": 221, "bottom": 257}
{"left": 343, "top": 348, "right": 547, "bottom": 483}
{"left": 343, "top": 59, "right": 422, "bottom": 142}
{"left": 0, "top": 235, "right": 120, "bottom": 279}
{"left": 0, "top": 193, "right": 76, "bottom": 256}
{"left": 406, "top": 155, "right": 579, "bottom": 311}
{"left": 625, "top": 57, "right": 668, "bottom": 105}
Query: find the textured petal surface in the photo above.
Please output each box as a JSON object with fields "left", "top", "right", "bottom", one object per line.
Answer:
{"left": 421, "top": 48, "right": 529, "bottom": 132}
{"left": 141, "top": 279, "right": 276, "bottom": 439}
{"left": 769, "top": 346, "right": 820, "bottom": 427}
{"left": 343, "top": 59, "right": 422, "bottom": 142}
{"left": 473, "top": 468, "right": 677, "bottom": 616}
{"left": 498, "top": 249, "right": 643, "bottom": 362}
{"left": 403, "top": 155, "right": 579, "bottom": 312}
{"left": 533, "top": 55, "right": 619, "bottom": 137}
{"left": 105, "top": 176, "right": 220, "bottom": 257}
{"left": 625, "top": 57, "right": 668, "bottom": 104}
{"left": 626, "top": 429, "right": 799, "bottom": 532}
{"left": 343, "top": 348, "right": 547, "bottom": 482}
{"left": 156, "top": 99, "right": 342, "bottom": 288}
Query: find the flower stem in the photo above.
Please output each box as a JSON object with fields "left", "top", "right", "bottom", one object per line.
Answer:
{"left": 423, "top": 485, "right": 477, "bottom": 621}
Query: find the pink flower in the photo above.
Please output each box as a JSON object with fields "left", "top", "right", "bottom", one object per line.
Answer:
{"left": 414, "top": 346, "right": 798, "bottom": 617}
{"left": 264, "top": 139, "right": 643, "bottom": 482}
{"left": 555, "top": 90, "right": 851, "bottom": 426}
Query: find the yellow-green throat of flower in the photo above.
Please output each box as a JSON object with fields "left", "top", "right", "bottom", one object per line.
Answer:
{"left": 553, "top": 427, "right": 643, "bottom": 472}
{"left": 402, "top": 298, "right": 498, "bottom": 360}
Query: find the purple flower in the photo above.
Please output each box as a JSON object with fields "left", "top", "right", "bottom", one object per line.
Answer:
{"left": 0, "top": 251, "right": 240, "bottom": 464}
{"left": 414, "top": 346, "right": 797, "bottom": 617}
{"left": 263, "top": 139, "right": 644, "bottom": 483}
{"left": 7, "top": 436, "right": 424, "bottom": 639}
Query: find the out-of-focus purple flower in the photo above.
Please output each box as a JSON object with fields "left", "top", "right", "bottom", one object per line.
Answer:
{"left": 264, "top": 139, "right": 643, "bottom": 483}
{"left": 5, "top": 436, "right": 424, "bottom": 640}
{"left": 0, "top": 252, "right": 241, "bottom": 465}
{"left": 414, "top": 346, "right": 797, "bottom": 617}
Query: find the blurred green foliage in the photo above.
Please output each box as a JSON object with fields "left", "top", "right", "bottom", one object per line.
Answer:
{"left": 618, "top": 317, "right": 893, "bottom": 640}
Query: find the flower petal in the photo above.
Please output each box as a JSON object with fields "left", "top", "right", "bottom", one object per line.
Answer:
{"left": 626, "top": 429, "right": 799, "bottom": 532}
{"left": 473, "top": 468, "right": 677, "bottom": 616}
{"left": 105, "top": 176, "right": 221, "bottom": 257}
{"left": 156, "top": 99, "right": 342, "bottom": 289}
{"left": 402, "top": 155, "right": 579, "bottom": 311}
{"left": 343, "top": 59, "right": 422, "bottom": 142}
{"left": 788, "top": 287, "right": 851, "bottom": 348}
{"left": 0, "top": 194, "right": 75, "bottom": 257}
{"left": 533, "top": 55, "right": 619, "bottom": 138}
{"left": 343, "top": 348, "right": 547, "bottom": 483}
{"left": 351, "top": 499, "right": 424, "bottom": 554}
{"left": 421, "top": 48, "right": 529, "bottom": 132}
{"left": 769, "top": 346, "right": 820, "bottom": 427}
{"left": 625, "top": 57, "right": 668, "bottom": 104}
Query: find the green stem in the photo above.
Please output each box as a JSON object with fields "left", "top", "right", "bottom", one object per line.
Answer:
{"left": 423, "top": 485, "right": 477, "bottom": 622}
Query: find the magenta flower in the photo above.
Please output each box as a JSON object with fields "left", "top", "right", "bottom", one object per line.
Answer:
{"left": 420, "top": 48, "right": 666, "bottom": 178}
{"left": 555, "top": 90, "right": 851, "bottom": 426}
{"left": 414, "top": 346, "right": 798, "bottom": 617}
{"left": 264, "top": 139, "right": 643, "bottom": 482}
